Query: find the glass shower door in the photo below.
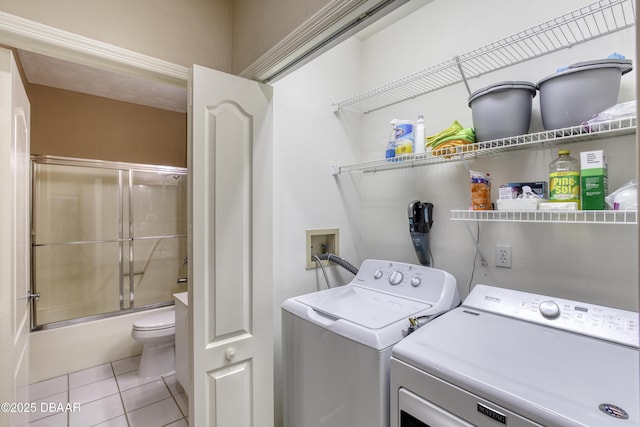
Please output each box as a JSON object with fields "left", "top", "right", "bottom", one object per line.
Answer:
{"left": 32, "top": 163, "right": 123, "bottom": 326}
{"left": 31, "top": 157, "right": 188, "bottom": 329}
{"left": 129, "top": 170, "right": 188, "bottom": 307}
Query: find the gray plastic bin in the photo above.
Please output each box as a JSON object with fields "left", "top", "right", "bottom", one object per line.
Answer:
{"left": 536, "top": 59, "right": 632, "bottom": 130}
{"left": 468, "top": 81, "right": 537, "bottom": 142}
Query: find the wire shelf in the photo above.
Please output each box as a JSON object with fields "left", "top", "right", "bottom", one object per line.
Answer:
{"left": 332, "top": 117, "right": 636, "bottom": 175}
{"left": 450, "top": 209, "right": 637, "bottom": 224}
{"left": 333, "top": 0, "right": 636, "bottom": 113}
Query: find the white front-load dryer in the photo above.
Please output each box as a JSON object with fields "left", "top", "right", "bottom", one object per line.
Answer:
{"left": 281, "top": 259, "right": 460, "bottom": 427}
{"left": 390, "top": 284, "right": 639, "bottom": 427}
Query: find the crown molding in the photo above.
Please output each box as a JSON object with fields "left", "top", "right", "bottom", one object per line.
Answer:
{"left": 240, "top": 0, "right": 406, "bottom": 83}
{"left": 0, "top": 11, "right": 188, "bottom": 87}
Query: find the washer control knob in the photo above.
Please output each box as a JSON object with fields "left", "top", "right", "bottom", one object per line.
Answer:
{"left": 411, "top": 277, "right": 421, "bottom": 287}
{"left": 374, "top": 270, "right": 383, "bottom": 280}
{"left": 389, "top": 271, "right": 403, "bottom": 285}
{"left": 539, "top": 300, "right": 561, "bottom": 319}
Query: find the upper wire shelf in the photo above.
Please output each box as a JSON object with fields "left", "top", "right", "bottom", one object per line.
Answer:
{"left": 332, "top": 0, "right": 636, "bottom": 114}
{"left": 332, "top": 117, "right": 636, "bottom": 175}
{"left": 450, "top": 209, "right": 637, "bottom": 224}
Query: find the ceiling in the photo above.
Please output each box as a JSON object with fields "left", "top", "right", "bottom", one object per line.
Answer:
{"left": 18, "top": 49, "right": 188, "bottom": 113}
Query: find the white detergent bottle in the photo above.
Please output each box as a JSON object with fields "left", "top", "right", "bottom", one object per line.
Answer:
{"left": 414, "top": 115, "right": 425, "bottom": 154}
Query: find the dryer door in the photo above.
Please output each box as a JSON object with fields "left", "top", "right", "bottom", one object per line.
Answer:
{"left": 397, "top": 386, "right": 544, "bottom": 427}
{"left": 399, "top": 388, "right": 473, "bottom": 427}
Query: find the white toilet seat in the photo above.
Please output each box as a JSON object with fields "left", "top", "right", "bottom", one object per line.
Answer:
{"left": 133, "top": 310, "right": 175, "bottom": 331}
{"left": 131, "top": 326, "right": 175, "bottom": 342}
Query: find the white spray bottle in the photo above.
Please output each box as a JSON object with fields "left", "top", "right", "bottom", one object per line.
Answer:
{"left": 414, "top": 115, "right": 425, "bottom": 154}
{"left": 385, "top": 119, "right": 398, "bottom": 160}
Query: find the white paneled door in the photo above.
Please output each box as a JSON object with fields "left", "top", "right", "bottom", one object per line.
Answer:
{"left": 0, "top": 48, "right": 31, "bottom": 427}
{"left": 188, "top": 65, "right": 274, "bottom": 426}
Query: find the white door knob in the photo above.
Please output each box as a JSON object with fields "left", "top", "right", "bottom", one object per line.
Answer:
{"left": 225, "top": 348, "right": 237, "bottom": 361}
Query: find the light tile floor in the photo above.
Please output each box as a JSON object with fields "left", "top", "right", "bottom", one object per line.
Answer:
{"left": 27, "top": 355, "right": 188, "bottom": 427}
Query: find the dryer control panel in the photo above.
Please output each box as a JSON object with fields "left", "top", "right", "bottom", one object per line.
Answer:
{"left": 352, "top": 259, "right": 459, "bottom": 308}
{"left": 466, "top": 284, "right": 639, "bottom": 348}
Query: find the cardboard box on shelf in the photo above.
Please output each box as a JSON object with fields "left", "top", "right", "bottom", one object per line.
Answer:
{"left": 504, "top": 181, "right": 548, "bottom": 199}
{"left": 497, "top": 198, "right": 546, "bottom": 210}
{"left": 581, "top": 150, "right": 608, "bottom": 210}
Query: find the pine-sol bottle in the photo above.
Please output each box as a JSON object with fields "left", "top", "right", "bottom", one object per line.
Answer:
{"left": 549, "top": 149, "right": 580, "bottom": 209}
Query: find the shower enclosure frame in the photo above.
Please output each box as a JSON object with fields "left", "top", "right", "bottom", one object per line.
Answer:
{"left": 30, "top": 154, "right": 188, "bottom": 331}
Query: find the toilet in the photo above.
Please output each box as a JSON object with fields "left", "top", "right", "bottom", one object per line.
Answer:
{"left": 131, "top": 309, "right": 176, "bottom": 378}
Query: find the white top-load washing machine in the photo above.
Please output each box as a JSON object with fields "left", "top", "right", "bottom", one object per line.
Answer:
{"left": 391, "top": 284, "right": 639, "bottom": 427}
{"left": 281, "top": 259, "right": 460, "bottom": 427}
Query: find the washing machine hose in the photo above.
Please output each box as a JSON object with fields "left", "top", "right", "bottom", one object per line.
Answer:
{"left": 315, "top": 253, "right": 359, "bottom": 275}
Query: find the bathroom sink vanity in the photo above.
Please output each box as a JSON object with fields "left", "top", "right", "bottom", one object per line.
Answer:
{"left": 174, "top": 292, "right": 190, "bottom": 398}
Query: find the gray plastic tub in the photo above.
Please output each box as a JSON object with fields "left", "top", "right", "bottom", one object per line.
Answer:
{"left": 536, "top": 59, "right": 632, "bottom": 130}
{"left": 468, "top": 81, "right": 537, "bottom": 142}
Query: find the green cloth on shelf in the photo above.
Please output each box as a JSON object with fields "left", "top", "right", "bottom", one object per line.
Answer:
{"left": 426, "top": 120, "right": 476, "bottom": 149}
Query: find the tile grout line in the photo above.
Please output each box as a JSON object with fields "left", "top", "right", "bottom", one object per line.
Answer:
{"left": 127, "top": 395, "right": 184, "bottom": 426}
{"left": 161, "top": 376, "right": 188, "bottom": 420}
{"left": 113, "top": 366, "right": 183, "bottom": 425}
{"left": 29, "top": 375, "right": 71, "bottom": 426}
{"left": 30, "top": 357, "right": 186, "bottom": 427}
{"left": 111, "top": 360, "right": 132, "bottom": 427}
{"left": 67, "top": 373, "right": 70, "bottom": 427}
{"left": 122, "top": 385, "right": 182, "bottom": 424}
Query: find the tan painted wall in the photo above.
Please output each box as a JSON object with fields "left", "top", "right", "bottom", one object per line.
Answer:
{"left": 0, "top": 0, "right": 232, "bottom": 72}
{"left": 28, "top": 83, "right": 187, "bottom": 167}
{"left": 2, "top": 0, "right": 337, "bottom": 166}
{"left": 1, "top": 0, "right": 334, "bottom": 75}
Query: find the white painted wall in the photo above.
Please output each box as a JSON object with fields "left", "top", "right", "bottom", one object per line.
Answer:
{"left": 274, "top": 0, "right": 637, "bottom": 307}
{"left": 272, "top": 36, "right": 364, "bottom": 427}
{"left": 273, "top": 0, "right": 637, "bottom": 422}
{"left": 354, "top": 0, "right": 637, "bottom": 308}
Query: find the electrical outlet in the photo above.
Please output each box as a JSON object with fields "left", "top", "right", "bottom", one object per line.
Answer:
{"left": 495, "top": 244, "right": 512, "bottom": 268}
{"left": 306, "top": 228, "right": 339, "bottom": 269}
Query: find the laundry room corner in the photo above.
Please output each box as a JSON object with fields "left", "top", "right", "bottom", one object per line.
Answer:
{"left": 272, "top": 0, "right": 638, "bottom": 425}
